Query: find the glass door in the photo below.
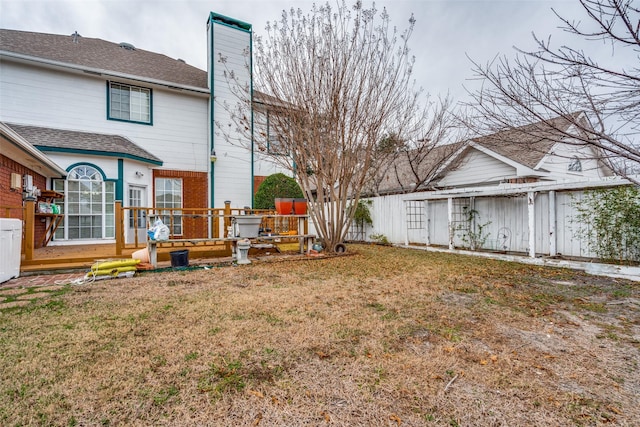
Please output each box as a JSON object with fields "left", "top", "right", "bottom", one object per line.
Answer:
{"left": 127, "top": 186, "right": 147, "bottom": 244}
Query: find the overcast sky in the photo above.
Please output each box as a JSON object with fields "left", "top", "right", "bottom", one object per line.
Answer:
{"left": 0, "top": 0, "right": 604, "bottom": 103}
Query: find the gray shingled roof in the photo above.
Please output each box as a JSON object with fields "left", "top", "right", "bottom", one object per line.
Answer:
{"left": 471, "top": 114, "right": 580, "bottom": 169}
{"left": 3, "top": 122, "right": 163, "bottom": 165}
{"left": 0, "top": 29, "right": 207, "bottom": 89}
{"left": 366, "top": 114, "right": 585, "bottom": 195}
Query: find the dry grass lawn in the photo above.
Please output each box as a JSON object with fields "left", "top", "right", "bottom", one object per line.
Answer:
{"left": 1, "top": 244, "right": 639, "bottom": 426}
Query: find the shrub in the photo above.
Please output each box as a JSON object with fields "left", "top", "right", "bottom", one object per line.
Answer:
{"left": 573, "top": 186, "right": 640, "bottom": 264}
{"left": 254, "top": 173, "right": 304, "bottom": 209}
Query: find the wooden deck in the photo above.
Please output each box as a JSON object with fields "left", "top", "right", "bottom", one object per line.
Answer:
{"left": 20, "top": 242, "right": 232, "bottom": 274}
{"left": 19, "top": 239, "right": 306, "bottom": 274}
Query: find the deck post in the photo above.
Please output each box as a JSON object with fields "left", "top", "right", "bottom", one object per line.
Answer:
{"left": 24, "top": 199, "right": 35, "bottom": 261}
{"left": 212, "top": 208, "right": 219, "bottom": 238}
{"left": 224, "top": 200, "right": 231, "bottom": 252}
{"left": 115, "top": 201, "right": 123, "bottom": 256}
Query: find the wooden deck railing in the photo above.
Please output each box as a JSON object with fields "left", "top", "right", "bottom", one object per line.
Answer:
{"left": 15, "top": 200, "right": 308, "bottom": 260}
{"left": 115, "top": 201, "right": 308, "bottom": 254}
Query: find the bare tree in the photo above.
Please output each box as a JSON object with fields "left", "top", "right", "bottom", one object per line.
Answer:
{"left": 236, "top": 1, "right": 431, "bottom": 251}
{"left": 466, "top": 0, "right": 640, "bottom": 182}
{"left": 365, "top": 96, "right": 465, "bottom": 196}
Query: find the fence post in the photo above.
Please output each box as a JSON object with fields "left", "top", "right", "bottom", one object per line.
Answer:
{"left": 115, "top": 201, "right": 123, "bottom": 256}
{"left": 528, "top": 191, "right": 536, "bottom": 258}
{"left": 24, "top": 199, "right": 35, "bottom": 261}
{"left": 548, "top": 191, "right": 557, "bottom": 257}
{"left": 448, "top": 197, "right": 454, "bottom": 250}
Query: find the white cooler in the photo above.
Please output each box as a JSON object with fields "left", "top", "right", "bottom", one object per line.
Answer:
{"left": 0, "top": 218, "right": 22, "bottom": 283}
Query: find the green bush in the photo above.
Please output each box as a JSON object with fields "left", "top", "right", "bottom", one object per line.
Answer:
{"left": 254, "top": 173, "right": 304, "bottom": 209}
{"left": 573, "top": 186, "right": 640, "bottom": 264}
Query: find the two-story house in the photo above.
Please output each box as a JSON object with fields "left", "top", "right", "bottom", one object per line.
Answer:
{"left": 0, "top": 12, "right": 287, "bottom": 247}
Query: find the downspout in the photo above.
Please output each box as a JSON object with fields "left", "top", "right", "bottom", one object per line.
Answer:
{"left": 249, "top": 26, "right": 255, "bottom": 207}
{"left": 209, "top": 15, "right": 216, "bottom": 212}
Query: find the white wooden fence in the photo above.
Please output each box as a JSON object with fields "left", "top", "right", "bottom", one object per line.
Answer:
{"left": 346, "top": 177, "right": 636, "bottom": 261}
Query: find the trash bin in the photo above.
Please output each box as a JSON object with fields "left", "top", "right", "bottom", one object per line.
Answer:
{"left": 170, "top": 250, "right": 189, "bottom": 268}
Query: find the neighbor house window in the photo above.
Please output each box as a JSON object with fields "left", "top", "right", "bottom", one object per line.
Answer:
{"left": 267, "top": 112, "right": 288, "bottom": 155}
{"left": 108, "top": 82, "right": 152, "bottom": 124}
{"left": 568, "top": 156, "right": 582, "bottom": 172}
{"left": 155, "top": 178, "right": 182, "bottom": 235}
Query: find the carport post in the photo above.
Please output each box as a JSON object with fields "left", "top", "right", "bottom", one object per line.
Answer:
{"left": 549, "top": 191, "right": 557, "bottom": 257}
{"left": 448, "top": 197, "right": 454, "bottom": 250}
{"left": 528, "top": 191, "right": 535, "bottom": 258}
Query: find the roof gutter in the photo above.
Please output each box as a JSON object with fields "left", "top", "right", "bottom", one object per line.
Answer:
{"left": 0, "top": 50, "right": 210, "bottom": 95}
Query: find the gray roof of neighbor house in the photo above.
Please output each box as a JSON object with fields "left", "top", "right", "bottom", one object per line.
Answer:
{"left": 0, "top": 29, "right": 208, "bottom": 90}
{"left": 470, "top": 114, "right": 582, "bottom": 169}
{"left": 368, "top": 114, "right": 591, "bottom": 195}
{"left": 2, "top": 122, "right": 163, "bottom": 165}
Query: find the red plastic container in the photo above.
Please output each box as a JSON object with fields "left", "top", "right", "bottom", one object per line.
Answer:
{"left": 293, "top": 198, "right": 308, "bottom": 215}
{"left": 275, "top": 198, "right": 294, "bottom": 215}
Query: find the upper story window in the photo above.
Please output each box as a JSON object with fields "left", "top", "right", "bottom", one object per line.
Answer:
{"left": 267, "top": 112, "right": 288, "bottom": 155}
{"left": 568, "top": 156, "right": 582, "bottom": 172}
{"left": 108, "top": 82, "right": 152, "bottom": 124}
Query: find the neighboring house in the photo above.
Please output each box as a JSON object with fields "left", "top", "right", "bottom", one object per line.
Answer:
{"left": 0, "top": 12, "right": 288, "bottom": 246}
{"left": 368, "top": 114, "right": 614, "bottom": 196}
{"left": 434, "top": 113, "right": 614, "bottom": 188}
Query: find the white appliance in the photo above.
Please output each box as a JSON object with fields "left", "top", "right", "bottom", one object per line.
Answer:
{"left": 0, "top": 218, "right": 22, "bottom": 283}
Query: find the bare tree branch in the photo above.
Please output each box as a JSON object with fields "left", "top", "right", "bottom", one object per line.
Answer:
{"left": 465, "top": 0, "right": 640, "bottom": 183}
{"left": 217, "top": 1, "right": 434, "bottom": 250}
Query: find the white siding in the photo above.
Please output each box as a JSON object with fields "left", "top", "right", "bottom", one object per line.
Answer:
{"left": 209, "top": 22, "right": 254, "bottom": 208}
{"left": 438, "top": 148, "right": 516, "bottom": 187}
{"left": 539, "top": 142, "right": 610, "bottom": 180}
{"left": 0, "top": 60, "right": 209, "bottom": 172}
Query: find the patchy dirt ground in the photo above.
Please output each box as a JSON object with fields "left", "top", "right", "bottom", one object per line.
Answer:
{"left": 1, "top": 245, "right": 638, "bottom": 426}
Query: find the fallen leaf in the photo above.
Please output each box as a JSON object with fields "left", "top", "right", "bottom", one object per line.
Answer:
{"left": 322, "top": 411, "right": 330, "bottom": 422}
{"left": 248, "top": 389, "right": 264, "bottom": 398}
{"left": 607, "top": 405, "right": 622, "bottom": 415}
{"left": 490, "top": 355, "right": 498, "bottom": 363}
{"left": 253, "top": 413, "right": 263, "bottom": 425}
{"left": 389, "top": 414, "right": 402, "bottom": 425}
{"left": 480, "top": 359, "right": 488, "bottom": 365}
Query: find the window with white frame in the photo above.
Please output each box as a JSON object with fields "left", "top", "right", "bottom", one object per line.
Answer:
{"left": 108, "top": 82, "right": 152, "bottom": 124}
{"left": 155, "top": 178, "right": 182, "bottom": 235}
{"left": 53, "top": 165, "right": 115, "bottom": 240}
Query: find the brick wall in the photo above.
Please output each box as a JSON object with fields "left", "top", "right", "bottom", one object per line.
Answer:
{"left": 153, "top": 169, "right": 208, "bottom": 238}
{"left": 254, "top": 175, "right": 266, "bottom": 195}
{"left": 1, "top": 153, "right": 47, "bottom": 247}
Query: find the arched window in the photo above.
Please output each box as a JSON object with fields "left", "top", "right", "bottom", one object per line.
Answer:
{"left": 53, "top": 164, "right": 115, "bottom": 240}
{"left": 67, "top": 165, "right": 102, "bottom": 180}
{"left": 568, "top": 156, "right": 582, "bottom": 172}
